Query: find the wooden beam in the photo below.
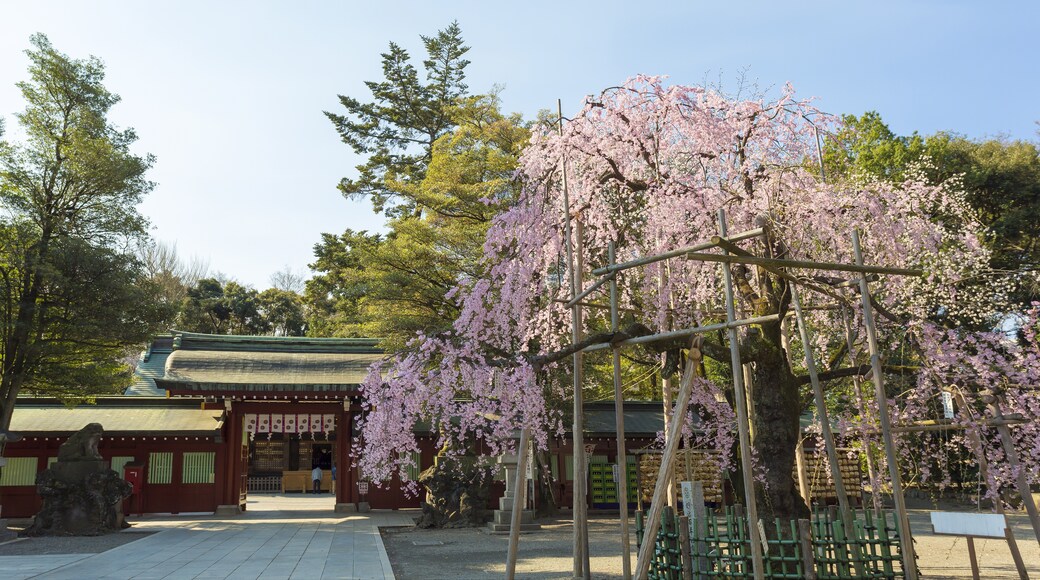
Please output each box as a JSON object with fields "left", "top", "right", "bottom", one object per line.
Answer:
{"left": 853, "top": 230, "right": 918, "bottom": 580}
{"left": 717, "top": 209, "right": 765, "bottom": 580}
{"left": 591, "top": 228, "right": 764, "bottom": 276}
{"left": 686, "top": 251, "right": 923, "bottom": 277}
{"left": 633, "top": 337, "right": 702, "bottom": 580}
{"left": 791, "top": 283, "right": 866, "bottom": 577}
{"left": 505, "top": 427, "right": 530, "bottom": 580}
{"left": 608, "top": 242, "right": 632, "bottom": 579}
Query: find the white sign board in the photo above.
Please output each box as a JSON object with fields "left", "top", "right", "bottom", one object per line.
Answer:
{"left": 930, "top": 511, "right": 1007, "bottom": 538}
{"left": 358, "top": 481, "right": 369, "bottom": 495}
{"left": 680, "top": 481, "right": 695, "bottom": 538}
{"left": 680, "top": 481, "right": 694, "bottom": 516}
{"left": 941, "top": 391, "right": 955, "bottom": 419}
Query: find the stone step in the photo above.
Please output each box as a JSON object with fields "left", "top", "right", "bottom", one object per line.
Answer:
{"left": 492, "top": 509, "right": 534, "bottom": 525}
{"left": 485, "top": 522, "right": 542, "bottom": 535}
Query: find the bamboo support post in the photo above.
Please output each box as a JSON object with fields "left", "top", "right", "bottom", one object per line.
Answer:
{"left": 717, "top": 209, "right": 765, "bottom": 580}
{"left": 633, "top": 338, "right": 702, "bottom": 580}
{"left": 790, "top": 283, "right": 866, "bottom": 577}
{"left": 609, "top": 242, "right": 633, "bottom": 579}
{"left": 852, "top": 230, "right": 918, "bottom": 580}
{"left": 505, "top": 428, "right": 531, "bottom": 580}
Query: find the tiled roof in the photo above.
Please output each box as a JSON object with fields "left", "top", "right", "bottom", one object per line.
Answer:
{"left": 161, "top": 350, "right": 384, "bottom": 387}
{"left": 9, "top": 400, "right": 224, "bottom": 435}
{"left": 585, "top": 403, "right": 669, "bottom": 435}
{"left": 125, "top": 336, "right": 174, "bottom": 396}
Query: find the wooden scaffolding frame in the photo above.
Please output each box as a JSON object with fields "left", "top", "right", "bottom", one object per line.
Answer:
{"left": 504, "top": 206, "right": 942, "bottom": 580}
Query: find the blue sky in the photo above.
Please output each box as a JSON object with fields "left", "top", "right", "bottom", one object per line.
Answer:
{"left": 1, "top": 1, "right": 1037, "bottom": 289}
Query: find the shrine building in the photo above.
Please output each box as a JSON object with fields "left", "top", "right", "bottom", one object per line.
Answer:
{"left": 0, "top": 331, "right": 668, "bottom": 518}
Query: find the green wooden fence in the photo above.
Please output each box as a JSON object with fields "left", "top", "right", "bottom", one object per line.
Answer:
{"left": 636, "top": 505, "right": 906, "bottom": 579}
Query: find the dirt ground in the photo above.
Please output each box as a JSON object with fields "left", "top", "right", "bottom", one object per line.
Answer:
{"left": 381, "top": 511, "right": 1040, "bottom": 579}
{"left": 0, "top": 519, "right": 154, "bottom": 555}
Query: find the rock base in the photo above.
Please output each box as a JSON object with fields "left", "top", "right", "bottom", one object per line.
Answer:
{"left": 23, "top": 460, "right": 131, "bottom": 536}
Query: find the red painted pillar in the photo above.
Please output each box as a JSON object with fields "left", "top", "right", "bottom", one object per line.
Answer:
{"left": 347, "top": 407, "right": 358, "bottom": 505}
{"left": 335, "top": 405, "right": 348, "bottom": 504}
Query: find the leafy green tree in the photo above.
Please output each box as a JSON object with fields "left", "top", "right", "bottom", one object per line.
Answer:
{"left": 824, "top": 112, "right": 1040, "bottom": 305}
{"left": 304, "top": 230, "right": 377, "bottom": 338}
{"left": 0, "top": 34, "right": 160, "bottom": 431}
{"left": 309, "top": 95, "right": 528, "bottom": 350}
{"left": 258, "top": 288, "right": 306, "bottom": 337}
{"left": 178, "top": 278, "right": 270, "bottom": 335}
{"left": 325, "top": 22, "right": 470, "bottom": 218}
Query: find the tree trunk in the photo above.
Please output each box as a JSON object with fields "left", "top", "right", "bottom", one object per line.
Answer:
{"left": 750, "top": 318, "right": 809, "bottom": 522}
{"left": 0, "top": 236, "right": 49, "bottom": 434}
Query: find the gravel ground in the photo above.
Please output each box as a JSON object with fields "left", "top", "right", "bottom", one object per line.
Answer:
{"left": 382, "top": 515, "right": 635, "bottom": 579}
{"left": 0, "top": 521, "right": 154, "bottom": 555}
{"left": 382, "top": 511, "right": 1040, "bottom": 579}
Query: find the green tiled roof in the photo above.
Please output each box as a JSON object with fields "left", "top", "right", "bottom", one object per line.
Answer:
{"left": 172, "top": 331, "right": 381, "bottom": 354}
{"left": 161, "top": 349, "right": 384, "bottom": 387}
{"left": 585, "top": 402, "right": 669, "bottom": 435}
{"left": 125, "top": 335, "right": 174, "bottom": 396}
{"left": 130, "top": 332, "right": 386, "bottom": 395}
{"left": 10, "top": 399, "right": 224, "bottom": 435}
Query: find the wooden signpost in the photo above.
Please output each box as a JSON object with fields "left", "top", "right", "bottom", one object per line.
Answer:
{"left": 930, "top": 511, "right": 1029, "bottom": 579}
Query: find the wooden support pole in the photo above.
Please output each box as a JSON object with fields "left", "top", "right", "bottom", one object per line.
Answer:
{"left": 798, "top": 519, "right": 817, "bottom": 580}
{"left": 691, "top": 482, "right": 708, "bottom": 575}
{"left": 966, "top": 536, "right": 981, "bottom": 580}
{"left": 790, "top": 283, "right": 866, "bottom": 577}
{"left": 986, "top": 393, "right": 1040, "bottom": 547}
{"left": 609, "top": 242, "right": 633, "bottom": 580}
{"left": 633, "top": 338, "right": 702, "bottom": 580}
{"left": 591, "top": 227, "right": 764, "bottom": 276}
{"left": 558, "top": 98, "right": 590, "bottom": 579}
{"left": 795, "top": 441, "right": 811, "bottom": 506}
{"left": 718, "top": 209, "right": 765, "bottom": 580}
{"left": 505, "top": 428, "right": 531, "bottom": 580}
{"left": 678, "top": 515, "right": 694, "bottom": 580}
{"left": 573, "top": 218, "right": 591, "bottom": 579}
{"left": 685, "top": 251, "right": 923, "bottom": 277}
{"left": 853, "top": 230, "right": 918, "bottom": 580}
{"left": 1004, "top": 526, "right": 1030, "bottom": 579}
{"left": 840, "top": 305, "right": 882, "bottom": 511}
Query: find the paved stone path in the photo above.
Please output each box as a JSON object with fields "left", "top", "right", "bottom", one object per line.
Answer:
{"left": 0, "top": 494, "right": 414, "bottom": 580}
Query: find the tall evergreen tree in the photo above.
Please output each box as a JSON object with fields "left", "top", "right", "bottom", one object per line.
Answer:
{"left": 0, "top": 34, "right": 161, "bottom": 431}
{"left": 324, "top": 22, "right": 470, "bottom": 218}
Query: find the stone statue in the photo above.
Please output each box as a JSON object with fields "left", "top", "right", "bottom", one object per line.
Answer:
{"left": 23, "top": 423, "right": 132, "bottom": 536}
{"left": 56, "top": 422, "right": 104, "bottom": 462}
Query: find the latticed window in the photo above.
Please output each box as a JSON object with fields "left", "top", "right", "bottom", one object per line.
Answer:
{"left": 110, "top": 456, "right": 135, "bottom": 475}
{"left": 405, "top": 451, "right": 422, "bottom": 481}
{"left": 182, "top": 452, "right": 215, "bottom": 484}
{"left": 0, "top": 457, "right": 38, "bottom": 486}
{"left": 148, "top": 452, "right": 173, "bottom": 484}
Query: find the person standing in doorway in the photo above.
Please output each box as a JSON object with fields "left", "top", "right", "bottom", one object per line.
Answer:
{"left": 312, "top": 465, "right": 323, "bottom": 494}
